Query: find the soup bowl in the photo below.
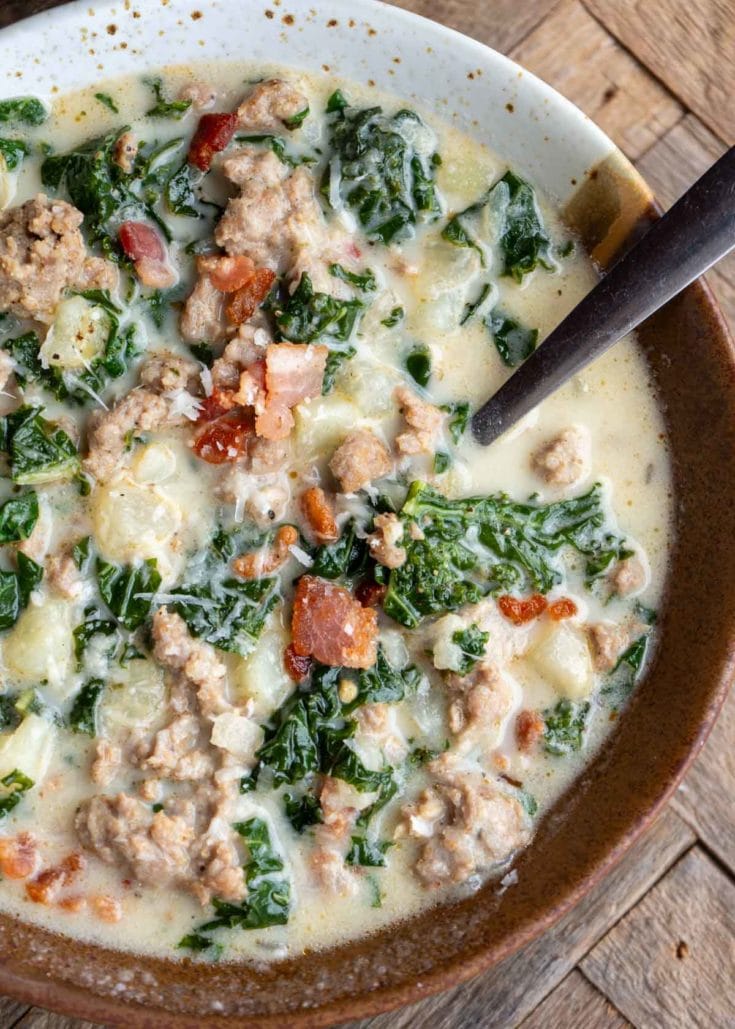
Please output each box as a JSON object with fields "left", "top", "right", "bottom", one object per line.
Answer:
{"left": 0, "top": 0, "right": 733, "bottom": 1025}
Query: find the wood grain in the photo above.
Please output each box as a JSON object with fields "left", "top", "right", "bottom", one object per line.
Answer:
{"left": 387, "top": 0, "right": 558, "bottom": 56}
{"left": 520, "top": 970, "right": 629, "bottom": 1029}
{"left": 0, "top": 995, "right": 30, "bottom": 1026}
{"left": 510, "top": 0, "right": 683, "bottom": 160}
{"left": 342, "top": 809, "right": 694, "bottom": 1029}
{"left": 635, "top": 113, "right": 735, "bottom": 339}
{"left": 585, "top": 0, "right": 735, "bottom": 145}
{"left": 13, "top": 1011, "right": 103, "bottom": 1029}
{"left": 582, "top": 847, "right": 735, "bottom": 1028}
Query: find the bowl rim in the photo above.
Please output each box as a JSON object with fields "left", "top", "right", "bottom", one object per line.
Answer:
{"left": 0, "top": 2, "right": 733, "bottom": 1027}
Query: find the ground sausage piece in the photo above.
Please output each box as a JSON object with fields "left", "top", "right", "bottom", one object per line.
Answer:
{"left": 46, "top": 551, "right": 84, "bottom": 600}
{"left": 91, "top": 738, "right": 122, "bottom": 787}
{"left": 397, "top": 752, "right": 530, "bottom": 888}
{"left": 180, "top": 270, "right": 228, "bottom": 343}
{"left": 301, "top": 486, "right": 339, "bottom": 544}
{"left": 178, "top": 81, "right": 217, "bottom": 110}
{"left": 329, "top": 429, "right": 392, "bottom": 493}
{"left": 292, "top": 575, "right": 379, "bottom": 669}
{"left": 609, "top": 555, "right": 646, "bottom": 596}
{"left": 151, "top": 608, "right": 228, "bottom": 720}
{"left": 232, "top": 524, "right": 298, "bottom": 579}
{"left": 531, "top": 426, "right": 591, "bottom": 487}
{"left": 84, "top": 389, "right": 170, "bottom": 482}
{"left": 236, "top": 78, "right": 308, "bottom": 131}
{"left": 113, "top": 131, "right": 138, "bottom": 173}
{"left": 368, "top": 512, "right": 406, "bottom": 569}
{"left": 25, "top": 852, "right": 86, "bottom": 905}
{"left": 515, "top": 709, "right": 545, "bottom": 752}
{"left": 139, "top": 352, "right": 202, "bottom": 395}
{"left": 445, "top": 663, "right": 516, "bottom": 754}
{"left": 0, "top": 194, "right": 115, "bottom": 323}
{"left": 394, "top": 385, "right": 445, "bottom": 455}
{"left": 587, "top": 621, "right": 634, "bottom": 671}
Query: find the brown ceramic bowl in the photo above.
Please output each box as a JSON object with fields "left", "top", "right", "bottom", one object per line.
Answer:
{"left": 0, "top": 1, "right": 733, "bottom": 1025}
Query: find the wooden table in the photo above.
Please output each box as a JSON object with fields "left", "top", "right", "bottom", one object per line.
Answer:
{"left": 1, "top": 1, "right": 734, "bottom": 1026}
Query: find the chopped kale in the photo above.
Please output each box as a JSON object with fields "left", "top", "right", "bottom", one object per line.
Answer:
{"left": 461, "top": 282, "right": 493, "bottom": 325}
{"left": 236, "top": 134, "right": 316, "bottom": 167}
{"left": 1, "top": 405, "right": 79, "bottom": 484}
{"left": 0, "top": 137, "right": 30, "bottom": 171}
{"left": 381, "top": 306, "right": 405, "bottom": 328}
{"left": 486, "top": 309, "right": 539, "bottom": 367}
{"left": 309, "top": 520, "right": 368, "bottom": 580}
{"left": 146, "top": 78, "right": 192, "bottom": 120}
{"left": 433, "top": 451, "right": 451, "bottom": 475}
{"left": 441, "top": 195, "right": 489, "bottom": 266}
{"left": 326, "top": 90, "right": 349, "bottom": 114}
{"left": 0, "top": 97, "right": 47, "bottom": 126}
{"left": 94, "top": 92, "right": 119, "bottom": 114}
{"left": 451, "top": 623, "right": 489, "bottom": 674}
{"left": 16, "top": 553, "right": 43, "bottom": 607}
{"left": 0, "top": 769, "right": 34, "bottom": 819}
{"left": 405, "top": 345, "right": 431, "bottom": 388}
{"left": 442, "top": 401, "right": 470, "bottom": 445}
{"left": 68, "top": 679, "right": 104, "bottom": 736}
{"left": 0, "top": 492, "right": 38, "bottom": 544}
{"left": 283, "top": 105, "right": 310, "bottom": 130}
{"left": 283, "top": 790, "right": 323, "bottom": 833}
{"left": 602, "top": 631, "right": 652, "bottom": 704}
{"left": 328, "top": 263, "right": 377, "bottom": 292}
{"left": 346, "top": 836, "right": 392, "bottom": 867}
{"left": 324, "top": 96, "right": 441, "bottom": 244}
{"left": 382, "top": 481, "right": 629, "bottom": 627}
{"left": 321, "top": 345, "right": 356, "bottom": 394}
{"left": 0, "top": 556, "right": 44, "bottom": 628}
{"left": 73, "top": 615, "right": 119, "bottom": 671}
{"left": 165, "top": 162, "right": 200, "bottom": 217}
{"left": 543, "top": 699, "right": 590, "bottom": 756}
{"left": 72, "top": 536, "right": 92, "bottom": 572}
{"left": 97, "top": 558, "right": 161, "bottom": 631}
{"left": 276, "top": 272, "right": 364, "bottom": 345}
{"left": 495, "top": 170, "right": 553, "bottom": 281}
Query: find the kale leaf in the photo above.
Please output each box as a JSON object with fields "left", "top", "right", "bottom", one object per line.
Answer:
{"left": 0, "top": 491, "right": 38, "bottom": 544}
{"left": 0, "top": 137, "right": 30, "bottom": 171}
{"left": 236, "top": 134, "right": 316, "bottom": 168}
{"left": 0, "top": 405, "right": 79, "bottom": 484}
{"left": 276, "top": 272, "right": 364, "bottom": 345}
{"left": 97, "top": 558, "right": 161, "bottom": 630}
{"left": 451, "top": 623, "right": 489, "bottom": 674}
{"left": 328, "top": 263, "right": 377, "bottom": 292}
{"left": 0, "top": 769, "right": 34, "bottom": 819}
{"left": 405, "top": 345, "right": 431, "bottom": 388}
{"left": 94, "top": 92, "right": 120, "bottom": 114}
{"left": 346, "top": 836, "right": 392, "bottom": 867}
{"left": 309, "top": 519, "right": 368, "bottom": 580}
{"left": 543, "top": 699, "right": 590, "bottom": 756}
{"left": 73, "top": 614, "right": 118, "bottom": 671}
{"left": 0, "top": 97, "right": 47, "bottom": 126}
{"left": 146, "top": 78, "right": 192, "bottom": 120}
{"left": 325, "top": 97, "right": 441, "bottom": 244}
{"left": 68, "top": 679, "right": 105, "bottom": 736}
{"left": 283, "top": 790, "right": 323, "bottom": 833}
{"left": 486, "top": 309, "right": 539, "bottom": 367}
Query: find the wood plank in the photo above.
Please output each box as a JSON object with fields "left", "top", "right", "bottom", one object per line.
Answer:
{"left": 520, "top": 969, "right": 629, "bottom": 1029}
{"left": 343, "top": 808, "right": 694, "bottom": 1029}
{"left": 635, "top": 113, "right": 735, "bottom": 337}
{"left": 671, "top": 688, "right": 735, "bottom": 875}
{"left": 510, "top": 0, "right": 682, "bottom": 160}
{"left": 585, "top": 0, "right": 735, "bottom": 144}
{"left": 0, "top": 995, "right": 30, "bottom": 1026}
{"left": 13, "top": 1010, "right": 102, "bottom": 1029}
{"left": 387, "top": 0, "right": 559, "bottom": 56}
{"left": 582, "top": 847, "right": 735, "bottom": 1028}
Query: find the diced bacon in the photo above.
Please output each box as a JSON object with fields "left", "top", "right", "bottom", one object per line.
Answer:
{"left": 232, "top": 524, "right": 298, "bottom": 579}
{"left": 200, "top": 254, "right": 256, "bottom": 293}
{"left": 284, "top": 642, "right": 312, "bottom": 682}
{"left": 0, "top": 832, "right": 39, "bottom": 880}
{"left": 226, "top": 267, "right": 276, "bottom": 325}
{"left": 193, "top": 408, "right": 254, "bottom": 464}
{"left": 118, "top": 221, "right": 176, "bottom": 289}
{"left": 301, "top": 486, "right": 339, "bottom": 544}
{"left": 292, "top": 575, "right": 379, "bottom": 669}
{"left": 58, "top": 895, "right": 86, "bottom": 913}
{"left": 498, "top": 593, "right": 548, "bottom": 626}
{"left": 264, "top": 342, "right": 328, "bottom": 408}
{"left": 196, "top": 387, "right": 239, "bottom": 424}
{"left": 548, "top": 598, "right": 578, "bottom": 621}
{"left": 26, "top": 852, "right": 86, "bottom": 905}
{"left": 234, "top": 360, "right": 267, "bottom": 407}
{"left": 91, "top": 894, "right": 123, "bottom": 923}
{"left": 515, "top": 709, "right": 545, "bottom": 752}
{"left": 188, "top": 112, "right": 238, "bottom": 172}
{"left": 255, "top": 399, "right": 295, "bottom": 441}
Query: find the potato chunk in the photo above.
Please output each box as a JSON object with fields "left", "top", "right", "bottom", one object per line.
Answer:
{"left": 3, "top": 597, "right": 75, "bottom": 696}
{"left": 529, "top": 622, "right": 594, "bottom": 700}
{"left": 0, "top": 713, "right": 56, "bottom": 784}
{"left": 40, "top": 295, "right": 111, "bottom": 370}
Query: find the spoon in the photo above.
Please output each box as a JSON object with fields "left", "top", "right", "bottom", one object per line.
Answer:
{"left": 471, "top": 145, "right": 735, "bottom": 446}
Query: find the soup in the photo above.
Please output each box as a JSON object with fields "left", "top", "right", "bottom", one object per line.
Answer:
{"left": 0, "top": 63, "right": 671, "bottom": 962}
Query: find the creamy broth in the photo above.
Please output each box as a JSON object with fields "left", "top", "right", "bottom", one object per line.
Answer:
{"left": 0, "top": 63, "right": 671, "bottom": 962}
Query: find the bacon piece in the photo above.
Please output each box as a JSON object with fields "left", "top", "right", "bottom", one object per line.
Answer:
{"left": 548, "top": 598, "right": 578, "bottom": 621}
{"left": 91, "top": 894, "right": 123, "bottom": 923}
{"left": 0, "top": 832, "right": 39, "bottom": 880}
{"left": 301, "top": 486, "right": 339, "bottom": 544}
{"left": 193, "top": 408, "right": 254, "bottom": 464}
{"left": 498, "top": 593, "right": 548, "bottom": 626}
{"left": 234, "top": 360, "right": 267, "bottom": 407}
{"left": 26, "top": 852, "right": 86, "bottom": 905}
{"left": 188, "top": 111, "right": 238, "bottom": 171}
{"left": 196, "top": 387, "right": 239, "bottom": 424}
{"left": 254, "top": 399, "right": 295, "bottom": 441}
{"left": 355, "top": 579, "right": 388, "bottom": 608}
{"left": 226, "top": 267, "right": 276, "bottom": 325}
{"left": 265, "top": 342, "right": 328, "bottom": 408}
{"left": 284, "top": 643, "right": 312, "bottom": 682}
{"left": 118, "top": 221, "right": 176, "bottom": 289}
{"left": 232, "top": 525, "right": 298, "bottom": 579}
{"left": 292, "top": 575, "right": 378, "bottom": 669}
{"left": 202, "top": 254, "right": 256, "bottom": 293}
{"left": 515, "top": 709, "right": 545, "bottom": 752}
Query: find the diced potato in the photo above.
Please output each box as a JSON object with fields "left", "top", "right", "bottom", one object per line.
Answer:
{"left": 131, "top": 442, "right": 178, "bottom": 485}
{"left": 91, "top": 474, "right": 182, "bottom": 574}
{"left": 2, "top": 597, "right": 75, "bottom": 697}
{"left": 211, "top": 712, "right": 263, "bottom": 764}
{"left": 41, "top": 296, "right": 111, "bottom": 370}
{"left": 294, "top": 395, "right": 361, "bottom": 462}
{"left": 0, "top": 154, "right": 15, "bottom": 211}
{"left": 529, "top": 623, "right": 594, "bottom": 700}
{"left": 430, "top": 613, "right": 466, "bottom": 672}
{"left": 100, "top": 658, "right": 166, "bottom": 736}
{"left": 0, "top": 713, "right": 56, "bottom": 784}
{"left": 232, "top": 617, "right": 293, "bottom": 718}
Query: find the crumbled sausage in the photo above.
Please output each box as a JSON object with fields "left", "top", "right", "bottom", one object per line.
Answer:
{"left": 91, "top": 738, "right": 122, "bottom": 787}
{"left": 301, "top": 486, "right": 339, "bottom": 544}
{"left": 0, "top": 194, "right": 116, "bottom": 323}
{"left": 236, "top": 78, "right": 309, "bottom": 132}
{"left": 445, "top": 663, "right": 516, "bottom": 754}
{"left": 178, "top": 81, "right": 217, "bottom": 110}
{"left": 394, "top": 385, "right": 444, "bottom": 455}
{"left": 368, "top": 512, "right": 406, "bottom": 569}
{"left": 151, "top": 607, "right": 228, "bottom": 720}
{"left": 46, "top": 551, "right": 84, "bottom": 600}
{"left": 531, "top": 427, "right": 590, "bottom": 487}
{"left": 329, "top": 429, "right": 392, "bottom": 493}
{"left": 113, "top": 131, "right": 138, "bottom": 173}
{"left": 0, "top": 832, "right": 40, "bottom": 880}
{"left": 515, "top": 709, "right": 545, "bottom": 752}
{"left": 609, "top": 556, "right": 646, "bottom": 596}
{"left": 587, "top": 620, "right": 636, "bottom": 671}
{"left": 139, "top": 352, "right": 202, "bottom": 395}
{"left": 84, "top": 389, "right": 171, "bottom": 482}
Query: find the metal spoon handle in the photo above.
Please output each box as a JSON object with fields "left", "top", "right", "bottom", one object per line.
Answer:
{"left": 471, "top": 145, "right": 735, "bottom": 446}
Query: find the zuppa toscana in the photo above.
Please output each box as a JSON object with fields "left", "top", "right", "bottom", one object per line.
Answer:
{"left": 0, "top": 64, "right": 670, "bottom": 960}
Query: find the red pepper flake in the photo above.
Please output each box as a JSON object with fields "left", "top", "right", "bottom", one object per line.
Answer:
{"left": 548, "top": 597, "right": 578, "bottom": 621}
{"left": 284, "top": 643, "right": 312, "bottom": 682}
{"left": 188, "top": 111, "right": 238, "bottom": 171}
{"left": 355, "top": 579, "right": 388, "bottom": 608}
{"left": 515, "top": 709, "right": 545, "bottom": 752}
{"left": 498, "top": 593, "right": 548, "bottom": 626}
{"left": 193, "top": 408, "right": 254, "bottom": 464}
